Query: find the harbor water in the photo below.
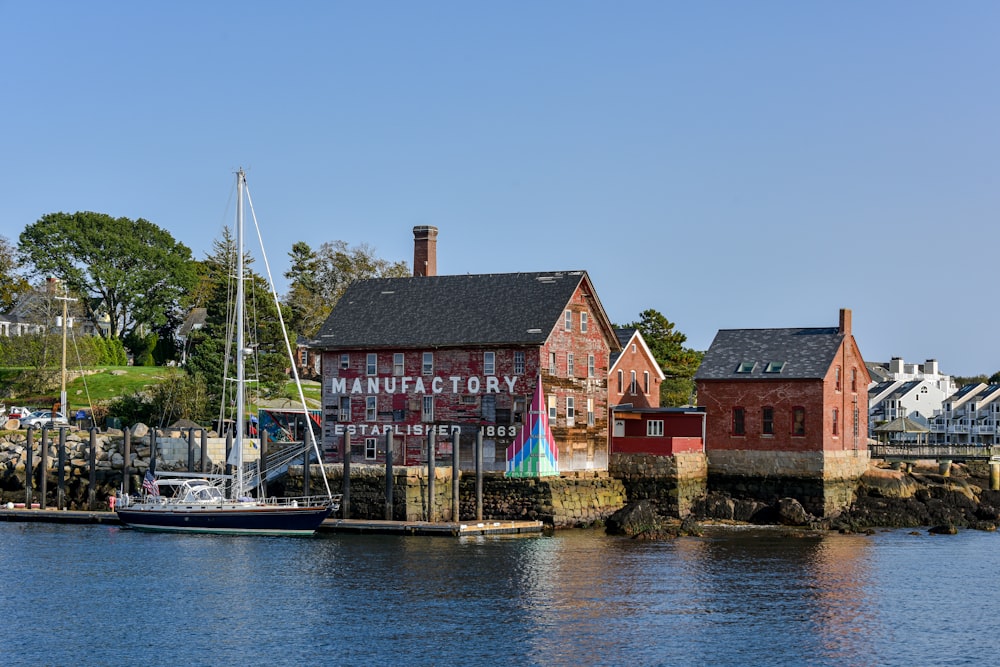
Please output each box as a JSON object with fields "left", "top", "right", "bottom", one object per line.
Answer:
{"left": 2, "top": 522, "right": 996, "bottom": 666}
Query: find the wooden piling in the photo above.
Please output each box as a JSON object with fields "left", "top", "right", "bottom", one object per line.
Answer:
{"left": 25, "top": 427, "right": 34, "bottom": 508}
{"left": 475, "top": 428, "right": 483, "bottom": 522}
{"left": 88, "top": 428, "right": 97, "bottom": 510}
{"left": 451, "top": 429, "right": 460, "bottom": 522}
{"left": 384, "top": 431, "right": 393, "bottom": 521}
{"left": 427, "top": 431, "right": 435, "bottom": 522}
{"left": 187, "top": 428, "right": 196, "bottom": 471}
{"left": 991, "top": 462, "right": 1000, "bottom": 491}
{"left": 57, "top": 427, "right": 66, "bottom": 510}
{"left": 123, "top": 427, "right": 132, "bottom": 496}
{"left": 200, "top": 429, "right": 209, "bottom": 473}
{"left": 342, "top": 433, "right": 351, "bottom": 519}
{"left": 40, "top": 425, "right": 48, "bottom": 510}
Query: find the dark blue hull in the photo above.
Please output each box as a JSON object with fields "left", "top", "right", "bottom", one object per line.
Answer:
{"left": 116, "top": 505, "right": 333, "bottom": 536}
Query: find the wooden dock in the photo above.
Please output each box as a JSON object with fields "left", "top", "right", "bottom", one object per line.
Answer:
{"left": 0, "top": 507, "right": 544, "bottom": 537}
{"left": 320, "top": 518, "right": 544, "bottom": 537}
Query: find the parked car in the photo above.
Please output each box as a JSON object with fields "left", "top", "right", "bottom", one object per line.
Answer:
{"left": 20, "top": 410, "right": 69, "bottom": 428}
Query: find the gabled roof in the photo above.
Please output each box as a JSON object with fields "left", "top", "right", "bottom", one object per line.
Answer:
{"left": 694, "top": 326, "right": 845, "bottom": 381}
{"left": 313, "top": 270, "right": 615, "bottom": 349}
{"left": 609, "top": 327, "right": 665, "bottom": 380}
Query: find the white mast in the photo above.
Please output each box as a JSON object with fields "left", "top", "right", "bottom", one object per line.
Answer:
{"left": 234, "top": 168, "right": 246, "bottom": 499}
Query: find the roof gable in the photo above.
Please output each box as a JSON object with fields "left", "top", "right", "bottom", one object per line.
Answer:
{"left": 314, "top": 270, "right": 611, "bottom": 349}
{"left": 695, "top": 326, "right": 845, "bottom": 381}
{"left": 610, "top": 328, "right": 666, "bottom": 380}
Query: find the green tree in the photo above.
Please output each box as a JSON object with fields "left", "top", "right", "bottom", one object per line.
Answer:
{"left": 622, "top": 309, "right": 704, "bottom": 407}
{"left": 186, "top": 230, "right": 288, "bottom": 418}
{"left": 283, "top": 241, "right": 328, "bottom": 338}
{"left": 18, "top": 212, "right": 197, "bottom": 341}
{"left": 0, "top": 235, "right": 29, "bottom": 312}
{"left": 314, "top": 240, "right": 409, "bottom": 305}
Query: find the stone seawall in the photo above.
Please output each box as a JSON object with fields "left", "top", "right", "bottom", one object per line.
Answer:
{"left": 708, "top": 449, "right": 871, "bottom": 516}
{"left": 288, "top": 465, "right": 628, "bottom": 528}
{"left": 609, "top": 451, "right": 708, "bottom": 517}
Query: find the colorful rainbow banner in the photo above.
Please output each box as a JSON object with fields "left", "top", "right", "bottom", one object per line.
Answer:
{"left": 505, "top": 376, "right": 559, "bottom": 478}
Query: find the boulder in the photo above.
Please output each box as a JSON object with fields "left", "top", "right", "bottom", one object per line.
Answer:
{"left": 606, "top": 500, "right": 667, "bottom": 537}
{"left": 776, "top": 498, "right": 814, "bottom": 526}
{"left": 131, "top": 423, "right": 149, "bottom": 439}
{"left": 4, "top": 419, "right": 19, "bottom": 430}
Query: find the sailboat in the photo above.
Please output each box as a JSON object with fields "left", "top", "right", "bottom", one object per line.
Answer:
{"left": 116, "top": 169, "right": 339, "bottom": 536}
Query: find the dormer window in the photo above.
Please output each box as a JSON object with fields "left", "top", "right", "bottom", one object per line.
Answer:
{"left": 764, "top": 361, "right": 786, "bottom": 373}
{"left": 736, "top": 361, "right": 756, "bottom": 374}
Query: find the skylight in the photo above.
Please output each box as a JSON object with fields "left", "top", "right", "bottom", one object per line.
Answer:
{"left": 736, "top": 361, "right": 756, "bottom": 374}
{"left": 764, "top": 361, "right": 786, "bottom": 373}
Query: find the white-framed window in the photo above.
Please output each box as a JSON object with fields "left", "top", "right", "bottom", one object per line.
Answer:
{"left": 548, "top": 395, "right": 556, "bottom": 421}
{"left": 365, "top": 437, "right": 377, "bottom": 460}
{"left": 422, "top": 395, "right": 434, "bottom": 422}
{"left": 484, "top": 351, "right": 495, "bottom": 376}
{"left": 630, "top": 371, "right": 637, "bottom": 394}
{"left": 566, "top": 396, "right": 575, "bottom": 426}
{"left": 365, "top": 396, "right": 377, "bottom": 421}
{"left": 647, "top": 420, "right": 664, "bottom": 436}
{"left": 549, "top": 352, "right": 556, "bottom": 375}
{"left": 567, "top": 353, "right": 574, "bottom": 377}
{"left": 588, "top": 354, "right": 595, "bottom": 378}
{"left": 340, "top": 353, "right": 350, "bottom": 370}
{"left": 422, "top": 352, "right": 433, "bottom": 375}
{"left": 366, "top": 353, "right": 377, "bottom": 375}
{"left": 643, "top": 371, "right": 650, "bottom": 394}
{"left": 393, "top": 353, "right": 404, "bottom": 376}
{"left": 514, "top": 350, "right": 525, "bottom": 375}
{"left": 564, "top": 310, "right": 572, "bottom": 331}
{"left": 338, "top": 396, "right": 351, "bottom": 421}
{"left": 587, "top": 398, "right": 594, "bottom": 426}
{"left": 580, "top": 312, "right": 588, "bottom": 333}
{"left": 617, "top": 369, "right": 623, "bottom": 393}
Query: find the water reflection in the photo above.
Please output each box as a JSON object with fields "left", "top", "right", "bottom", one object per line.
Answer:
{"left": 3, "top": 524, "right": 1000, "bottom": 666}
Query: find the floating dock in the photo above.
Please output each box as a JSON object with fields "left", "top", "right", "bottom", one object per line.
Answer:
{"left": 0, "top": 507, "right": 544, "bottom": 537}
{"left": 320, "top": 518, "right": 544, "bottom": 537}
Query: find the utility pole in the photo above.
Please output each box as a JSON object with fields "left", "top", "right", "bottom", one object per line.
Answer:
{"left": 54, "top": 283, "right": 77, "bottom": 417}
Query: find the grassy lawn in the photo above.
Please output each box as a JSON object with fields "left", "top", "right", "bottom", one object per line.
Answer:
{"left": 3, "top": 366, "right": 319, "bottom": 413}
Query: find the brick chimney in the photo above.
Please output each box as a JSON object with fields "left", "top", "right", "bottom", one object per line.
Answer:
{"left": 412, "top": 225, "right": 438, "bottom": 277}
{"left": 839, "top": 308, "right": 852, "bottom": 335}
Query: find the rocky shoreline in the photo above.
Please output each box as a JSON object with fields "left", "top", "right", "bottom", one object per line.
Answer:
{"left": 607, "top": 460, "right": 1000, "bottom": 539}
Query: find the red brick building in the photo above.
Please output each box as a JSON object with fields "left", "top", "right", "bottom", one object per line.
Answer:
{"left": 694, "top": 308, "right": 871, "bottom": 515}
{"left": 610, "top": 406, "right": 705, "bottom": 456}
{"left": 609, "top": 328, "right": 664, "bottom": 410}
{"left": 311, "top": 227, "right": 620, "bottom": 471}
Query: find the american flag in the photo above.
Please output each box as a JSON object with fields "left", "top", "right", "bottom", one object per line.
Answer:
{"left": 142, "top": 470, "right": 159, "bottom": 496}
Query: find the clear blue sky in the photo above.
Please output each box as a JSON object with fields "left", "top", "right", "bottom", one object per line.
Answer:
{"left": 3, "top": 2, "right": 998, "bottom": 376}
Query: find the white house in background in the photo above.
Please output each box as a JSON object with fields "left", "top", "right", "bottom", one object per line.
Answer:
{"left": 867, "top": 357, "right": 956, "bottom": 442}
{"left": 929, "top": 383, "right": 1000, "bottom": 446}
{"left": 866, "top": 357, "right": 956, "bottom": 395}
{"left": 868, "top": 379, "right": 948, "bottom": 440}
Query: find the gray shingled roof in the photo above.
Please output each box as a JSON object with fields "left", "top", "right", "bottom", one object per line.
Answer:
{"left": 610, "top": 327, "right": 637, "bottom": 367}
{"left": 694, "top": 327, "right": 845, "bottom": 380}
{"left": 313, "top": 271, "right": 595, "bottom": 349}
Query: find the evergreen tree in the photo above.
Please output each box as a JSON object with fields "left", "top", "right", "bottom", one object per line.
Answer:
{"left": 622, "top": 309, "right": 704, "bottom": 407}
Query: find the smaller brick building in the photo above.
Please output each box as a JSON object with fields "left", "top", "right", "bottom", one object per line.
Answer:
{"left": 694, "top": 308, "right": 871, "bottom": 515}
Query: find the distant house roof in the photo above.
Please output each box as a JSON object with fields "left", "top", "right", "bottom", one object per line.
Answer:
{"left": 178, "top": 308, "right": 207, "bottom": 338}
{"left": 694, "top": 326, "right": 846, "bottom": 381}
{"left": 314, "top": 270, "right": 615, "bottom": 349}
{"left": 873, "top": 416, "right": 929, "bottom": 433}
